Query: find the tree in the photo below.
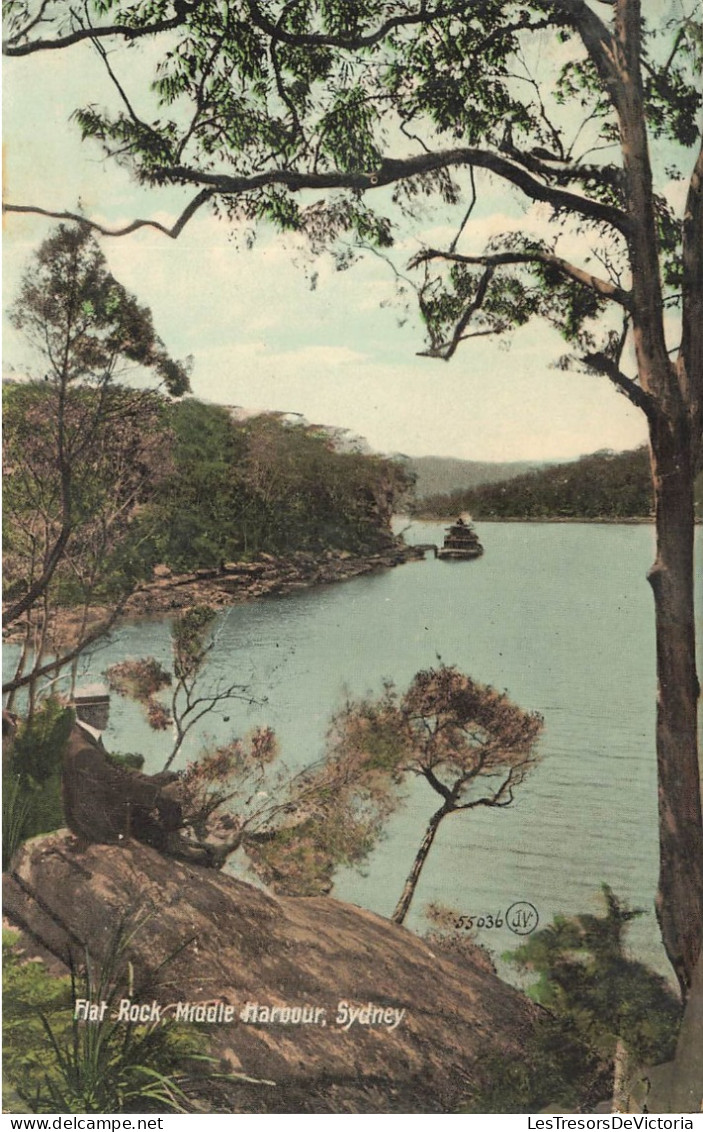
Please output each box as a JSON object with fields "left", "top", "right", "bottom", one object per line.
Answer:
{"left": 3, "top": 224, "right": 189, "bottom": 703}
{"left": 2, "top": 1, "right": 701, "bottom": 993}
{"left": 458, "top": 886, "right": 682, "bottom": 1113}
{"left": 138, "top": 403, "right": 412, "bottom": 569}
{"left": 104, "top": 612, "right": 402, "bottom": 882}
{"left": 323, "top": 665, "right": 543, "bottom": 924}
{"left": 506, "top": 886, "right": 683, "bottom": 1111}
{"left": 106, "top": 605, "right": 256, "bottom": 772}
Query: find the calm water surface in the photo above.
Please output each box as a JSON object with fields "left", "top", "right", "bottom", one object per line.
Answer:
{"left": 10, "top": 522, "right": 702, "bottom": 981}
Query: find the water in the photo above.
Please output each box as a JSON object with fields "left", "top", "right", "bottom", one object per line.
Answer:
{"left": 7, "top": 521, "right": 701, "bottom": 982}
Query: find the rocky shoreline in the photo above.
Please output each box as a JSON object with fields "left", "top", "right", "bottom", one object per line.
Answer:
{"left": 3, "top": 542, "right": 426, "bottom": 648}
{"left": 124, "top": 541, "right": 425, "bottom": 620}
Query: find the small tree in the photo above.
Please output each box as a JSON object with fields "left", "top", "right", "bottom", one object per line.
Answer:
{"left": 3, "top": 224, "right": 190, "bottom": 707}
{"left": 105, "top": 611, "right": 390, "bottom": 878}
{"left": 494, "top": 886, "right": 683, "bottom": 1113}
{"left": 106, "top": 605, "right": 256, "bottom": 773}
{"left": 323, "top": 664, "right": 544, "bottom": 924}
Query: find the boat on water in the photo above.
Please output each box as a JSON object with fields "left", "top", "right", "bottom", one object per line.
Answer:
{"left": 437, "top": 517, "right": 483, "bottom": 561}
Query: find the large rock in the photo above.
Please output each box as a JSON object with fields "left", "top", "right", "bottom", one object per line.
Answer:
{"left": 4, "top": 831, "right": 537, "bottom": 1113}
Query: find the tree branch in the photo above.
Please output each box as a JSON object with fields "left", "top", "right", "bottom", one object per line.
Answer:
{"left": 422, "top": 265, "right": 495, "bottom": 361}
{"left": 156, "top": 148, "right": 631, "bottom": 234}
{"left": 421, "top": 764, "right": 453, "bottom": 801}
{"left": 2, "top": 603, "right": 125, "bottom": 694}
{"left": 4, "top": 143, "right": 630, "bottom": 239}
{"left": 551, "top": 0, "right": 619, "bottom": 98}
{"left": 582, "top": 350, "right": 658, "bottom": 421}
{"left": 3, "top": 1, "right": 205, "bottom": 56}
{"left": 3, "top": 524, "right": 72, "bottom": 628}
{"left": 410, "top": 246, "right": 632, "bottom": 306}
{"left": 449, "top": 166, "right": 477, "bottom": 254}
{"left": 243, "top": 0, "right": 462, "bottom": 50}
{"left": 2, "top": 190, "right": 214, "bottom": 238}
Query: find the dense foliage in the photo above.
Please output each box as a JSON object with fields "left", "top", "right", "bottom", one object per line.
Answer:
{"left": 461, "top": 888, "right": 682, "bottom": 1113}
{"left": 415, "top": 447, "right": 654, "bottom": 520}
{"left": 146, "top": 402, "right": 412, "bottom": 569}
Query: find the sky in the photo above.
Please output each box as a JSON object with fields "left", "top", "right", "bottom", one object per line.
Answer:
{"left": 1, "top": 11, "right": 677, "bottom": 462}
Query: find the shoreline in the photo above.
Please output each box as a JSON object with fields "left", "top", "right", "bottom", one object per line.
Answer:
{"left": 126, "top": 542, "right": 425, "bottom": 619}
{"left": 4, "top": 542, "right": 425, "bottom": 643}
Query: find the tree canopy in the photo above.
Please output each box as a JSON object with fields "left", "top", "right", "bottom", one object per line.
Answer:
{"left": 315, "top": 665, "right": 543, "bottom": 923}
{"left": 4, "top": 2, "right": 701, "bottom": 386}
{"left": 2, "top": 225, "right": 189, "bottom": 707}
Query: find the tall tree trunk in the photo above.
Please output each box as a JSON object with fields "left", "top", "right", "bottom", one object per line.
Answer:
{"left": 648, "top": 418, "right": 703, "bottom": 998}
{"left": 392, "top": 805, "right": 449, "bottom": 925}
{"left": 611, "top": 0, "right": 703, "bottom": 996}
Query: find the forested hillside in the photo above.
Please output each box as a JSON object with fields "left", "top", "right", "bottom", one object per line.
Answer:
{"left": 412, "top": 448, "right": 655, "bottom": 520}
{"left": 407, "top": 456, "right": 543, "bottom": 499}
{"left": 3, "top": 386, "right": 413, "bottom": 607}
{"left": 147, "top": 402, "right": 412, "bottom": 568}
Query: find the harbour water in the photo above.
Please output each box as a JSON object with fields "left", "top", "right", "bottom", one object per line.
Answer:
{"left": 7, "top": 521, "right": 701, "bottom": 983}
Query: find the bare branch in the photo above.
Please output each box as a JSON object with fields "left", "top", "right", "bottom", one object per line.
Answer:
{"left": 2, "top": 602, "right": 125, "bottom": 694}
{"left": 416, "top": 327, "right": 498, "bottom": 359}
{"left": 448, "top": 166, "right": 477, "bottom": 255}
{"left": 91, "top": 33, "right": 146, "bottom": 131}
{"left": 3, "top": 190, "right": 214, "bottom": 238}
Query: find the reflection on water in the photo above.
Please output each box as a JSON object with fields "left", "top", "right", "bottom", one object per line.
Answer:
{"left": 6, "top": 521, "right": 701, "bottom": 983}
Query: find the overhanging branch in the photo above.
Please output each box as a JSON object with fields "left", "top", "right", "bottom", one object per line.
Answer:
{"left": 159, "top": 148, "right": 631, "bottom": 235}
{"left": 3, "top": 1, "right": 206, "bottom": 56}
{"left": 1, "top": 603, "right": 125, "bottom": 695}
{"left": 4, "top": 146, "right": 629, "bottom": 241}
{"left": 421, "top": 265, "right": 495, "bottom": 361}
{"left": 2, "top": 190, "right": 214, "bottom": 238}
{"left": 245, "top": 0, "right": 469, "bottom": 50}
{"left": 582, "top": 350, "right": 658, "bottom": 421}
{"left": 410, "top": 247, "right": 632, "bottom": 307}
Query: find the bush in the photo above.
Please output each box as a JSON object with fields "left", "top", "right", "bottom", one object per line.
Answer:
{"left": 2, "top": 698, "right": 72, "bottom": 869}
{"left": 459, "top": 888, "right": 682, "bottom": 1113}
{"left": 3, "top": 923, "right": 212, "bottom": 1114}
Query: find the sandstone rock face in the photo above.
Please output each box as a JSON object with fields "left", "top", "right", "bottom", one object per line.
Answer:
{"left": 4, "top": 831, "right": 537, "bottom": 1113}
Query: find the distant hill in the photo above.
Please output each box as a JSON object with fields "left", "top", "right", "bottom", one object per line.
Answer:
{"left": 412, "top": 447, "right": 656, "bottom": 520}
{"left": 407, "top": 456, "right": 546, "bottom": 500}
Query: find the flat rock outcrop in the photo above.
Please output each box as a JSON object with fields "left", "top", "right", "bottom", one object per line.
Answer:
{"left": 4, "top": 831, "right": 537, "bottom": 1113}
